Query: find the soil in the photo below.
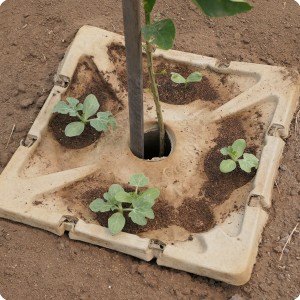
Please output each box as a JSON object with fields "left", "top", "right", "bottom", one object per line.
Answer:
{"left": 108, "top": 43, "right": 236, "bottom": 106}
{"left": 0, "top": 0, "right": 300, "bottom": 299}
{"left": 58, "top": 110, "right": 260, "bottom": 237}
{"left": 203, "top": 115, "right": 258, "bottom": 205}
{"left": 83, "top": 188, "right": 214, "bottom": 235}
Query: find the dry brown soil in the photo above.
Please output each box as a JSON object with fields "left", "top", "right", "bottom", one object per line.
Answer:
{"left": 0, "top": 0, "right": 300, "bottom": 299}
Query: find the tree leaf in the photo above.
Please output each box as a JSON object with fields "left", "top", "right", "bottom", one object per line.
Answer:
{"left": 231, "top": 139, "right": 246, "bottom": 160}
{"left": 83, "top": 94, "right": 100, "bottom": 120}
{"left": 108, "top": 212, "right": 126, "bottom": 235}
{"left": 65, "top": 122, "right": 85, "bottom": 137}
{"left": 142, "top": 19, "right": 175, "bottom": 50}
{"left": 128, "top": 210, "right": 147, "bottom": 226}
{"left": 238, "top": 153, "right": 259, "bottom": 173}
{"left": 186, "top": 71, "right": 203, "bottom": 83}
{"left": 170, "top": 72, "right": 186, "bottom": 84}
{"left": 143, "top": 0, "right": 156, "bottom": 13}
{"left": 140, "top": 188, "right": 160, "bottom": 201}
{"left": 52, "top": 101, "right": 77, "bottom": 117}
{"left": 115, "top": 191, "right": 133, "bottom": 203}
{"left": 90, "top": 111, "right": 116, "bottom": 132}
{"left": 220, "top": 159, "right": 236, "bottom": 173}
{"left": 191, "top": 0, "right": 252, "bottom": 17}
{"left": 89, "top": 198, "right": 114, "bottom": 212}
{"left": 129, "top": 173, "right": 149, "bottom": 188}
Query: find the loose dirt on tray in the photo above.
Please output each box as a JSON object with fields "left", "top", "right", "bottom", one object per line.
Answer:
{"left": 54, "top": 107, "right": 261, "bottom": 239}
{"left": 108, "top": 43, "right": 243, "bottom": 107}
{"left": 0, "top": 0, "right": 300, "bottom": 299}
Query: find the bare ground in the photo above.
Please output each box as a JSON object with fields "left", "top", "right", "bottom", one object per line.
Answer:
{"left": 0, "top": 0, "right": 299, "bottom": 299}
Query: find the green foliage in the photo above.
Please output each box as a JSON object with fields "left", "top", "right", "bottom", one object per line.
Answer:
{"left": 219, "top": 139, "right": 259, "bottom": 173}
{"left": 89, "top": 173, "right": 160, "bottom": 235}
{"left": 171, "top": 71, "right": 203, "bottom": 85}
{"left": 52, "top": 94, "right": 116, "bottom": 137}
{"left": 143, "top": 0, "right": 156, "bottom": 14}
{"left": 142, "top": 19, "right": 176, "bottom": 50}
{"left": 192, "top": 0, "right": 252, "bottom": 17}
{"left": 141, "top": 0, "right": 252, "bottom": 50}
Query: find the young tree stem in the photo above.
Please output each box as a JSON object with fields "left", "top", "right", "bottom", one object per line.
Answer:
{"left": 144, "top": 11, "right": 165, "bottom": 157}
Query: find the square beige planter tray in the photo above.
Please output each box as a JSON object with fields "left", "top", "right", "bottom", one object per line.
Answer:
{"left": 0, "top": 26, "right": 299, "bottom": 285}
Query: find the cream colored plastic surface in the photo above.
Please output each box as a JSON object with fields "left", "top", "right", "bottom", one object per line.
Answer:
{"left": 0, "top": 26, "right": 299, "bottom": 285}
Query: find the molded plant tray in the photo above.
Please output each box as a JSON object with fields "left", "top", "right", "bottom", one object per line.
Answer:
{"left": 0, "top": 26, "right": 299, "bottom": 285}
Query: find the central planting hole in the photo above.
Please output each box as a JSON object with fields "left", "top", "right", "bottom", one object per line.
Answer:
{"left": 144, "top": 128, "right": 172, "bottom": 160}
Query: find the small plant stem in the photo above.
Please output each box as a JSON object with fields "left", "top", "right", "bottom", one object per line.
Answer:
{"left": 279, "top": 223, "right": 299, "bottom": 261}
{"left": 118, "top": 203, "right": 123, "bottom": 213}
{"left": 77, "top": 113, "right": 86, "bottom": 123}
{"left": 5, "top": 124, "right": 15, "bottom": 149}
{"left": 144, "top": 10, "right": 165, "bottom": 157}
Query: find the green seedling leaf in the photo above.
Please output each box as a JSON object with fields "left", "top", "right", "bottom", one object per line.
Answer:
{"left": 52, "top": 101, "right": 78, "bottom": 117}
{"left": 132, "top": 197, "right": 155, "bottom": 210}
{"left": 130, "top": 197, "right": 155, "bottom": 224}
{"left": 108, "top": 184, "right": 124, "bottom": 196}
{"left": 143, "top": 0, "right": 156, "bottom": 13}
{"left": 89, "top": 198, "right": 114, "bottom": 212}
{"left": 142, "top": 19, "right": 175, "bottom": 50}
{"left": 220, "top": 159, "right": 237, "bottom": 173}
{"left": 90, "top": 112, "right": 116, "bottom": 132}
{"left": 220, "top": 147, "right": 229, "bottom": 156}
{"left": 129, "top": 210, "right": 148, "bottom": 226}
{"left": 129, "top": 197, "right": 156, "bottom": 225}
{"left": 83, "top": 94, "right": 100, "bottom": 120}
{"left": 231, "top": 139, "right": 246, "bottom": 160}
{"left": 115, "top": 191, "right": 133, "bottom": 203}
{"left": 238, "top": 153, "right": 259, "bottom": 173}
{"left": 186, "top": 71, "right": 203, "bottom": 83}
{"left": 140, "top": 188, "right": 160, "bottom": 202}
{"left": 192, "top": 0, "right": 252, "bottom": 17}
{"left": 171, "top": 72, "right": 186, "bottom": 84}
{"left": 129, "top": 173, "right": 149, "bottom": 188}
{"left": 108, "top": 212, "right": 126, "bottom": 235}
{"left": 65, "top": 121, "right": 85, "bottom": 137}
{"left": 66, "top": 97, "right": 80, "bottom": 109}
{"left": 104, "top": 184, "right": 124, "bottom": 205}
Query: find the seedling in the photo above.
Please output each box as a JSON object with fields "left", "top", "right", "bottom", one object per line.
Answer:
{"left": 219, "top": 139, "right": 259, "bottom": 173}
{"left": 89, "top": 173, "right": 160, "bottom": 235}
{"left": 171, "top": 71, "right": 203, "bottom": 86}
{"left": 52, "top": 94, "right": 116, "bottom": 137}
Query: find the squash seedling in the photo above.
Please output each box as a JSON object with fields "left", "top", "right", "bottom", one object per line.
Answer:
{"left": 220, "top": 139, "right": 259, "bottom": 173}
{"left": 52, "top": 94, "right": 116, "bottom": 137}
{"left": 171, "top": 71, "right": 203, "bottom": 86}
{"left": 89, "top": 173, "right": 160, "bottom": 235}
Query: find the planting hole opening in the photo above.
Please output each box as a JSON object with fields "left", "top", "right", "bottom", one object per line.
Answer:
{"left": 143, "top": 127, "right": 173, "bottom": 160}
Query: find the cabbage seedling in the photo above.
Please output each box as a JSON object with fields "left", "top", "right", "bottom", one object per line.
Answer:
{"left": 52, "top": 94, "right": 116, "bottom": 137}
{"left": 220, "top": 139, "right": 259, "bottom": 173}
{"left": 89, "top": 173, "right": 160, "bottom": 235}
{"left": 171, "top": 71, "right": 203, "bottom": 86}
